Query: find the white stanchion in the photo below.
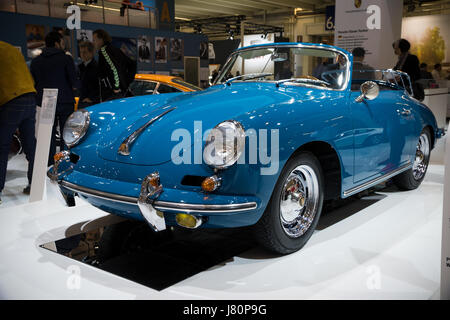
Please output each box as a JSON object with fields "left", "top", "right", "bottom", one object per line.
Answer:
{"left": 29, "top": 89, "right": 58, "bottom": 203}
{"left": 441, "top": 122, "right": 450, "bottom": 300}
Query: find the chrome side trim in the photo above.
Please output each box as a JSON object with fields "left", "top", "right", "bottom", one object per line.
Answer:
{"left": 153, "top": 201, "right": 258, "bottom": 213}
{"left": 60, "top": 180, "right": 138, "bottom": 204}
{"left": 343, "top": 162, "right": 412, "bottom": 198}
{"left": 118, "top": 107, "right": 176, "bottom": 156}
{"left": 58, "top": 180, "right": 257, "bottom": 213}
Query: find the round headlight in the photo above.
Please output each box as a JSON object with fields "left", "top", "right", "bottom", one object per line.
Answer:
{"left": 63, "top": 109, "right": 90, "bottom": 147}
{"left": 203, "top": 120, "right": 245, "bottom": 169}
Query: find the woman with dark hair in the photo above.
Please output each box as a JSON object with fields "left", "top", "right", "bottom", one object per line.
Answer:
{"left": 392, "top": 38, "right": 423, "bottom": 100}
{"left": 92, "top": 29, "right": 136, "bottom": 101}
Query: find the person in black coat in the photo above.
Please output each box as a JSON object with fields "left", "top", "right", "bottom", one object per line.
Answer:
{"left": 78, "top": 41, "right": 99, "bottom": 107}
{"left": 392, "top": 39, "right": 420, "bottom": 82}
{"left": 30, "top": 31, "right": 76, "bottom": 166}
{"left": 392, "top": 38, "right": 423, "bottom": 100}
{"left": 92, "top": 29, "right": 137, "bottom": 101}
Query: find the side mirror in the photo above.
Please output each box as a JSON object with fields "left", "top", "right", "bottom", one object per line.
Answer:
{"left": 355, "top": 81, "right": 379, "bottom": 102}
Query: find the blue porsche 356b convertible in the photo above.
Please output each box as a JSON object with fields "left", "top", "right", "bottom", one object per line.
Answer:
{"left": 48, "top": 43, "right": 444, "bottom": 254}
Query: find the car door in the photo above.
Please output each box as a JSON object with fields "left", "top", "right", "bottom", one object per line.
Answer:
{"left": 349, "top": 87, "right": 411, "bottom": 184}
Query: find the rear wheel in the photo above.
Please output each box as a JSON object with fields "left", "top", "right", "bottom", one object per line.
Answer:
{"left": 253, "top": 152, "right": 324, "bottom": 254}
{"left": 393, "top": 128, "right": 431, "bottom": 190}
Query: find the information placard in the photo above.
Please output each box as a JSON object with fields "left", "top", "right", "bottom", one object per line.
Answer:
{"left": 29, "top": 89, "right": 58, "bottom": 203}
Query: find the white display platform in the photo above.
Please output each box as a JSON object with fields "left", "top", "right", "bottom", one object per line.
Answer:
{"left": 423, "top": 88, "right": 448, "bottom": 129}
{"left": 0, "top": 164, "right": 444, "bottom": 299}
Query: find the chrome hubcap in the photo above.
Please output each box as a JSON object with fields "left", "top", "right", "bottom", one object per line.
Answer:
{"left": 279, "top": 165, "right": 319, "bottom": 238}
{"left": 412, "top": 133, "right": 430, "bottom": 180}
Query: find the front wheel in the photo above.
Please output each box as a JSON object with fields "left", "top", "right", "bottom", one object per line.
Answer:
{"left": 393, "top": 128, "right": 431, "bottom": 190}
{"left": 253, "top": 152, "right": 324, "bottom": 254}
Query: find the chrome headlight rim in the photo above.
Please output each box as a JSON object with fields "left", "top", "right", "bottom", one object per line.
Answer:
{"left": 204, "top": 120, "right": 245, "bottom": 169}
{"left": 63, "top": 109, "right": 90, "bottom": 148}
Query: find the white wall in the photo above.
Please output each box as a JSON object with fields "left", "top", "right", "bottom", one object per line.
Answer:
{"left": 230, "top": 33, "right": 275, "bottom": 76}
{"left": 334, "top": 0, "right": 403, "bottom": 69}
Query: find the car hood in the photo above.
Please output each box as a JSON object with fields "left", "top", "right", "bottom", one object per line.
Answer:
{"left": 93, "top": 82, "right": 303, "bottom": 165}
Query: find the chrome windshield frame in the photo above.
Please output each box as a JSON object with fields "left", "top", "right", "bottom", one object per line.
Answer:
{"left": 213, "top": 43, "right": 352, "bottom": 92}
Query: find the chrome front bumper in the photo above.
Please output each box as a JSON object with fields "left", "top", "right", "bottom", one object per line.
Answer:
{"left": 48, "top": 167, "right": 257, "bottom": 232}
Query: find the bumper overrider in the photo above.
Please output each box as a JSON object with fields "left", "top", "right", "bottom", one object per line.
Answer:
{"left": 47, "top": 151, "right": 258, "bottom": 231}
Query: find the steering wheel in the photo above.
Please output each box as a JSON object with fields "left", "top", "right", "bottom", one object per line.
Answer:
{"left": 321, "top": 69, "right": 346, "bottom": 84}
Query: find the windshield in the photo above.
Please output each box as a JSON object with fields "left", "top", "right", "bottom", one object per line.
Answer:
{"left": 214, "top": 45, "right": 349, "bottom": 90}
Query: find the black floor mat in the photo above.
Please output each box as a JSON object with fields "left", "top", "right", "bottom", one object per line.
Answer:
{"left": 42, "top": 225, "right": 258, "bottom": 291}
{"left": 98, "top": 227, "right": 257, "bottom": 290}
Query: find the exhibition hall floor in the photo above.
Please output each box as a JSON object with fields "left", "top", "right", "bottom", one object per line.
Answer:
{"left": 0, "top": 137, "right": 446, "bottom": 299}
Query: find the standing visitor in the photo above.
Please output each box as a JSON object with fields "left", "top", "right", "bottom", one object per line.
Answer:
{"left": 30, "top": 31, "right": 77, "bottom": 166}
{"left": 0, "top": 41, "right": 37, "bottom": 202}
{"left": 392, "top": 39, "right": 423, "bottom": 100}
{"left": 78, "top": 41, "right": 100, "bottom": 107}
{"left": 92, "top": 29, "right": 136, "bottom": 102}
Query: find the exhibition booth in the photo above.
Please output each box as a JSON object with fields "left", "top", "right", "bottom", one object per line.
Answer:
{"left": 0, "top": 0, "right": 449, "bottom": 301}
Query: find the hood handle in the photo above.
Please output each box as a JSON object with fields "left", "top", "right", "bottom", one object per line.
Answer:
{"left": 118, "top": 107, "right": 176, "bottom": 156}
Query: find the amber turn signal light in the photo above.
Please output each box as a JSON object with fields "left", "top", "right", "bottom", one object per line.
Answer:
{"left": 149, "top": 174, "right": 160, "bottom": 188}
{"left": 201, "top": 175, "right": 221, "bottom": 192}
{"left": 53, "top": 152, "right": 66, "bottom": 163}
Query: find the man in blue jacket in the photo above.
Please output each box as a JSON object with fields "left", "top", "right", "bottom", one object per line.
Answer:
{"left": 30, "top": 31, "right": 76, "bottom": 167}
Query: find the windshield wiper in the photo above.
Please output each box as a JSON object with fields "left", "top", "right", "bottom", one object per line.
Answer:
{"left": 225, "top": 73, "right": 273, "bottom": 86}
{"left": 275, "top": 78, "right": 331, "bottom": 88}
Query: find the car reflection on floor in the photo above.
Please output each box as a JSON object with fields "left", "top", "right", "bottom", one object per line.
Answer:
{"left": 39, "top": 182, "right": 390, "bottom": 291}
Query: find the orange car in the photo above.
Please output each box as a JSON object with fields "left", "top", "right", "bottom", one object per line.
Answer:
{"left": 75, "top": 74, "right": 201, "bottom": 109}
{"left": 130, "top": 74, "right": 202, "bottom": 95}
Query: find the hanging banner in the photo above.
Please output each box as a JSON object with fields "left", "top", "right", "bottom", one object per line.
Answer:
{"left": 155, "top": 0, "right": 174, "bottom": 31}
{"left": 334, "top": 0, "right": 403, "bottom": 69}
{"left": 325, "top": 5, "right": 335, "bottom": 31}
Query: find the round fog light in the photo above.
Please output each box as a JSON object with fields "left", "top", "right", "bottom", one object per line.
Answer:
{"left": 176, "top": 213, "right": 201, "bottom": 229}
